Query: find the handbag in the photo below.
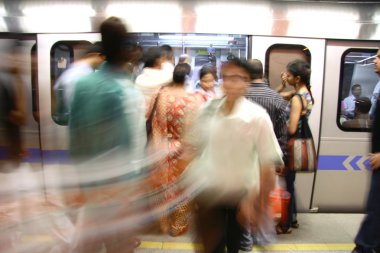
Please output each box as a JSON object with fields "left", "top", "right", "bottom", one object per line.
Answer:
{"left": 287, "top": 94, "right": 317, "bottom": 172}
{"left": 146, "top": 87, "right": 162, "bottom": 139}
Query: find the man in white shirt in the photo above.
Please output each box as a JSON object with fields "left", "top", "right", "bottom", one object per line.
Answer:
{"left": 189, "top": 57, "right": 283, "bottom": 253}
{"left": 343, "top": 84, "right": 362, "bottom": 119}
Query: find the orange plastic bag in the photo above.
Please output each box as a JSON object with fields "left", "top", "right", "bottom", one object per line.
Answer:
{"left": 269, "top": 177, "right": 290, "bottom": 225}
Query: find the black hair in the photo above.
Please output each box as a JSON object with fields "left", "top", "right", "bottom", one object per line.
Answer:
{"left": 172, "top": 63, "right": 191, "bottom": 84}
{"left": 351, "top": 84, "right": 362, "bottom": 90}
{"left": 355, "top": 97, "right": 371, "bottom": 114}
{"left": 287, "top": 59, "right": 314, "bottom": 104}
{"left": 100, "top": 17, "right": 128, "bottom": 65}
{"left": 247, "top": 59, "right": 263, "bottom": 80}
{"left": 222, "top": 55, "right": 251, "bottom": 78}
{"left": 143, "top": 47, "right": 163, "bottom": 68}
{"left": 199, "top": 64, "right": 217, "bottom": 80}
{"left": 160, "top": 44, "right": 174, "bottom": 61}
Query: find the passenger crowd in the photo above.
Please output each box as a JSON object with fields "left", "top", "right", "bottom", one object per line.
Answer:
{"left": 59, "top": 16, "right": 314, "bottom": 253}
{"left": 0, "top": 16, "right": 379, "bottom": 253}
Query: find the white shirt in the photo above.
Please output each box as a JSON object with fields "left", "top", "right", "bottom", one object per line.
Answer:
{"left": 135, "top": 67, "right": 172, "bottom": 107}
{"left": 343, "top": 95, "right": 356, "bottom": 118}
{"left": 187, "top": 97, "right": 283, "bottom": 202}
{"left": 370, "top": 80, "right": 380, "bottom": 118}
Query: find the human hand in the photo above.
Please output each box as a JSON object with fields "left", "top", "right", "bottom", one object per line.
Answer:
{"left": 369, "top": 153, "right": 380, "bottom": 170}
{"left": 281, "top": 72, "right": 287, "bottom": 87}
{"left": 275, "top": 166, "right": 286, "bottom": 176}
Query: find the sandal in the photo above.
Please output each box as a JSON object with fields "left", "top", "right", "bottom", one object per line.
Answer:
{"left": 275, "top": 224, "right": 292, "bottom": 234}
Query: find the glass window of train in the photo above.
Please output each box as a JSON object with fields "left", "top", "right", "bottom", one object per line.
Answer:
{"left": 31, "top": 44, "right": 38, "bottom": 122}
{"left": 265, "top": 44, "right": 311, "bottom": 91}
{"left": 338, "top": 49, "right": 378, "bottom": 132}
{"left": 50, "top": 41, "right": 92, "bottom": 126}
{"left": 138, "top": 33, "right": 248, "bottom": 83}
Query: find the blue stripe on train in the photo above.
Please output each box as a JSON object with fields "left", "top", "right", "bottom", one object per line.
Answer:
{"left": 0, "top": 147, "right": 372, "bottom": 170}
{"left": 0, "top": 147, "right": 70, "bottom": 164}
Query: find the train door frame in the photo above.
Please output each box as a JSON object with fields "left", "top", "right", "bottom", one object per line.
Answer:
{"left": 314, "top": 40, "right": 379, "bottom": 212}
{"left": 250, "top": 36, "right": 326, "bottom": 212}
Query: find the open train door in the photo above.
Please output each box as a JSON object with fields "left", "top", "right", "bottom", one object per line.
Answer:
{"left": 251, "top": 36, "right": 326, "bottom": 212}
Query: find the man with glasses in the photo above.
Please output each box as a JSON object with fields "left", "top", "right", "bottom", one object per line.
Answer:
{"left": 188, "top": 57, "right": 283, "bottom": 253}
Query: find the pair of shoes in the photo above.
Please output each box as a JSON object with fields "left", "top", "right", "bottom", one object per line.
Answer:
{"left": 291, "top": 221, "right": 299, "bottom": 229}
{"left": 275, "top": 224, "right": 292, "bottom": 234}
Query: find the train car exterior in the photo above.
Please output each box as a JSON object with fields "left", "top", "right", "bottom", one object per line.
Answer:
{"left": 0, "top": 0, "right": 379, "bottom": 213}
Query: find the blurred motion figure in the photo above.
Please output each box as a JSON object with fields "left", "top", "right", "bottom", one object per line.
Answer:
{"left": 54, "top": 42, "right": 105, "bottom": 124}
{"left": 186, "top": 57, "right": 283, "bottom": 253}
{"left": 351, "top": 49, "right": 380, "bottom": 253}
{"left": 69, "top": 17, "right": 146, "bottom": 253}
{"left": 0, "top": 40, "right": 27, "bottom": 167}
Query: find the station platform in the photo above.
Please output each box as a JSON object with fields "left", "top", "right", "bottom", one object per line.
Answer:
{"left": 136, "top": 213, "right": 363, "bottom": 253}
{"left": 0, "top": 162, "right": 364, "bottom": 252}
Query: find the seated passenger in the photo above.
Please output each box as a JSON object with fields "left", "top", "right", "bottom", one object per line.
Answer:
{"left": 342, "top": 84, "right": 362, "bottom": 119}
{"left": 342, "top": 96, "right": 372, "bottom": 129}
{"left": 194, "top": 64, "right": 223, "bottom": 101}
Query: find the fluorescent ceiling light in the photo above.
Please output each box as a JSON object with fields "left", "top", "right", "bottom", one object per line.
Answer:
{"left": 159, "top": 35, "right": 234, "bottom": 41}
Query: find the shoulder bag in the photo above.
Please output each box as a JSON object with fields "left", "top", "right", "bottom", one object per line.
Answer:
{"left": 287, "top": 94, "right": 317, "bottom": 172}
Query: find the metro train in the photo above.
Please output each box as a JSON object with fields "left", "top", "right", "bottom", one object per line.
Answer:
{"left": 0, "top": 0, "right": 379, "bottom": 213}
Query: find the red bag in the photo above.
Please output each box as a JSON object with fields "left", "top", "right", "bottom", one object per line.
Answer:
{"left": 287, "top": 95, "right": 317, "bottom": 172}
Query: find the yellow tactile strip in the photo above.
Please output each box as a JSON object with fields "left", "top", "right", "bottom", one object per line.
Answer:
{"left": 20, "top": 236, "right": 355, "bottom": 251}
{"left": 140, "top": 241, "right": 355, "bottom": 251}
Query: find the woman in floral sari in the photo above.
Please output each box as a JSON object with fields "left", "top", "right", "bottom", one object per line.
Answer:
{"left": 148, "top": 63, "right": 205, "bottom": 236}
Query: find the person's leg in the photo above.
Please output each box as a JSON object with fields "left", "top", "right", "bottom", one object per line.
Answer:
{"left": 196, "top": 202, "right": 227, "bottom": 253}
{"left": 280, "top": 170, "right": 296, "bottom": 233}
{"left": 225, "top": 208, "right": 252, "bottom": 253}
{"left": 354, "top": 170, "right": 380, "bottom": 252}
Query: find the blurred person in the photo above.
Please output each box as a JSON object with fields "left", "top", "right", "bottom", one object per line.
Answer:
{"left": 135, "top": 47, "right": 172, "bottom": 111}
{"left": 194, "top": 64, "right": 223, "bottom": 101}
{"left": 369, "top": 78, "right": 380, "bottom": 119}
{"left": 186, "top": 57, "right": 283, "bottom": 253}
{"left": 69, "top": 17, "right": 146, "bottom": 253}
{"left": 276, "top": 59, "right": 314, "bottom": 234}
{"left": 160, "top": 44, "right": 175, "bottom": 72}
{"left": 178, "top": 53, "right": 191, "bottom": 65}
{"left": 54, "top": 42, "right": 105, "bottom": 124}
{"left": 351, "top": 49, "right": 380, "bottom": 253}
{"left": 148, "top": 63, "right": 205, "bottom": 236}
{"left": 0, "top": 40, "right": 27, "bottom": 167}
{"left": 245, "top": 59, "right": 288, "bottom": 244}
{"left": 342, "top": 97, "right": 372, "bottom": 128}
{"left": 342, "top": 84, "right": 362, "bottom": 119}
{"left": 125, "top": 44, "right": 143, "bottom": 81}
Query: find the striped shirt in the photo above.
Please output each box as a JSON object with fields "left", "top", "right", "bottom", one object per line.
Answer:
{"left": 246, "top": 82, "right": 288, "bottom": 163}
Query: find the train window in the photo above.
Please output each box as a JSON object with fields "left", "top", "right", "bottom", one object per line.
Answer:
{"left": 265, "top": 44, "right": 311, "bottom": 91}
{"left": 31, "top": 44, "right": 38, "bottom": 122}
{"left": 50, "top": 41, "right": 92, "bottom": 125}
{"left": 338, "top": 49, "right": 378, "bottom": 132}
